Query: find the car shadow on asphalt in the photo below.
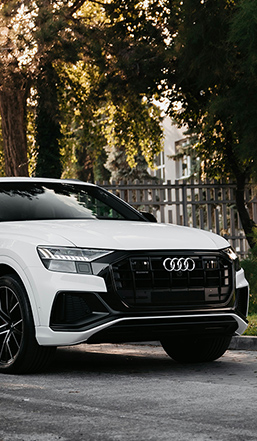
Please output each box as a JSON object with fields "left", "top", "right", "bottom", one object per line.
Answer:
{"left": 45, "top": 344, "right": 172, "bottom": 375}
{"left": 41, "top": 343, "right": 253, "bottom": 379}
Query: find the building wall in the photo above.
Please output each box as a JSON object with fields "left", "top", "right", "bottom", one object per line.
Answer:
{"left": 149, "top": 117, "right": 190, "bottom": 222}
{"left": 150, "top": 116, "right": 189, "bottom": 183}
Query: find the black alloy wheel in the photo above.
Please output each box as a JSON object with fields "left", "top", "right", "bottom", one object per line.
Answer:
{"left": 0, "top": 275, "right": 55, "bottom": 374}
{"left": 0, "top": 284, "right": 23, "bottom": 366}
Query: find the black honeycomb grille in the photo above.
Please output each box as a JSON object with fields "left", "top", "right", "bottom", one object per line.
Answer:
{"left": 111, "top": 253, "right": 234, "bottom": 308}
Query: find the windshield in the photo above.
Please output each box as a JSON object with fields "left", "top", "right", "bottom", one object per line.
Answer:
{"left": 0, "top": 181, "right": 144, "bottom": 222}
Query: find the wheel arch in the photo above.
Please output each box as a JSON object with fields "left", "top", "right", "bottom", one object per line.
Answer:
{"left": 0, "top": 262, "right": 40, "bottom": 326}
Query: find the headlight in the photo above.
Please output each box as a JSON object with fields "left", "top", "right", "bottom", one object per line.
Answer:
{"left": 222, "top": 247, "right": 241, "bottom": 271}
{"left": 37, "top": 246, "right": 113, "bottom": 274}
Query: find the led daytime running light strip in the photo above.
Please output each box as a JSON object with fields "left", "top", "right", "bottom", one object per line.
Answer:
{"left": 38, "top": 247, "right": 111, "bottom": 262}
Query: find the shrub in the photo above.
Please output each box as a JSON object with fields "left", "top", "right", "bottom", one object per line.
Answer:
{"left": 241, "top": 235, "right": 257, "bottom": 314}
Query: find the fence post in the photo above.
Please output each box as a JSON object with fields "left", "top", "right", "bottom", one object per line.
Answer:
{"left": 175, "top": 180, "right": 181, "bottom": 225}
{"left": 182, "top": 184, "right": 188, "bottom": 226}
{"left": 191, "top": 178, "right": 197, "bottom": 228}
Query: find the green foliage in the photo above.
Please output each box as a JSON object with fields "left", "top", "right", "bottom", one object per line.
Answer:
{"left": 104, "top": 98, "right": 164, "bottom": 180}
{"left": 58, "top": 49, "right": 164, "bottom": 182}
{"left": 76, "top": 0, "right": 167, "bottom": 181}
{"left": 243, "top": 314, "right": 257, "bottom": 336}
{"left": 241, "top": 229, "right": 257, "bottom": 314}
{"left": 86, "top": 0, "right": 168, "bottom": 99}
{"left": 30, "top": 0, "right": 166, "bottom": 182}
{"left": 26, "top": 100, "right": 37, "bottom": 177}
{"left": 57, "top": 60, "right": 111, "bottom": 182}
{"left": 166, "top": 0, "right": 256, "bottom": 181}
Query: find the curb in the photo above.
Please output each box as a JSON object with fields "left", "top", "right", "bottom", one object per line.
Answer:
{"left": 229, "top": 335, "right": 257, "bottom": 351}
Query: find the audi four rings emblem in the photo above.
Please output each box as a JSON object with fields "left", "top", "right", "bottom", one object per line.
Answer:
{"left": 163, "top": 257, "right": 195, "bottom": 272}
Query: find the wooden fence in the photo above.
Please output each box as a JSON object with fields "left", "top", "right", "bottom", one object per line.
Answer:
{"left": 98, "top": 179, "right": 257, "bottom": 259}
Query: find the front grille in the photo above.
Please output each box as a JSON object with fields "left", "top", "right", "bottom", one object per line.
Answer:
{"left": 110, "top": 253, "right": 234, "bottom": 308}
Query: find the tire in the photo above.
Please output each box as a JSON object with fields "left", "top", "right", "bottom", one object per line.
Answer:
{"left": 161, "top": 335, "right": 232, "bottom": 363}
{"left": 0, "top": 274, "right": 56, "bottom": 374}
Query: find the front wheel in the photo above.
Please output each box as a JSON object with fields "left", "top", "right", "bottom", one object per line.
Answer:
{"left": 0, "top": 275, "right": 56, "bottom": 374}
{"left": 161, "top": 335, "right": 232, "bottom": 363}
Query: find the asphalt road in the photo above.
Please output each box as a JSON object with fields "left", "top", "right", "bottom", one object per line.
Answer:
{"left": 1, "top": 343, "right": 257, "bottom": 441}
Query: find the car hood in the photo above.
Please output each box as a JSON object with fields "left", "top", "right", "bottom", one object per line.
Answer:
{"left": 2, "top": 219, "right": 229, "bottom": 250}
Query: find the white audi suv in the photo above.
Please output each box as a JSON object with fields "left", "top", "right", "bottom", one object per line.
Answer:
{"left": 0, "top": 178, "right": 249, "bottom": 373}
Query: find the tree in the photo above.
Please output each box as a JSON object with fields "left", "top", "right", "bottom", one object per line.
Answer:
{"left": 0, "top": 63, "right": 30, "bottom": 176}
{"left": 57, "top": 0, "right": 167, "bottom": 181}
{"left": 0, "top": 0, "right": 88, "bottom": 176}
{"left": 0, "top": 0, "right": 167, "bottom": 178}
{"left": 57, "top": 59, "right": 111, "bottom": 182}
{"left": 58, "top": 59, "right": 164, "bottom": 182}
{"left": 104, "top": 97, "right": 163, "bottom": 181}
{"left": 165, "top": 0, "right": 257, "bottom": 248}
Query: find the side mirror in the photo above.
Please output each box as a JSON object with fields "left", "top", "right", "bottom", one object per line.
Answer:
{"left": 140, "top": 212, "right": 157, "bottom": 223}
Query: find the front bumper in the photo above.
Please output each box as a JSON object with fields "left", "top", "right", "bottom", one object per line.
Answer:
{"left": 35, "top": 310, "right": 248, "bottom": 346}
{"left": 29, "top": 251, "right": 249, "bottom": 347}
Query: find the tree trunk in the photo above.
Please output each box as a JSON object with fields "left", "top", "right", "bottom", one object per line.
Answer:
{"left": 224, "top": 141, "right": 255, "bottom": 249}
{"left": 35, "top": 62, "right": 62, "bottom": 178}
{"left": 76, "top": 147, "right": 95, "bottom": 183}
{"left": 0, "top": 85, "right": 29, "bottom": 176}
{"left": 235, "top": 174, "right": 256, "bottom": 249}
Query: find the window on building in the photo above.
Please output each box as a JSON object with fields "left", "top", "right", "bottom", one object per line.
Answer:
{"left": 153, "top": 150, "right": 165, "bottom": 181}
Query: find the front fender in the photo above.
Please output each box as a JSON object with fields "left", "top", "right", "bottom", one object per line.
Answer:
{"left": 0, "top": 255, "right": 40, "bottom": 326}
